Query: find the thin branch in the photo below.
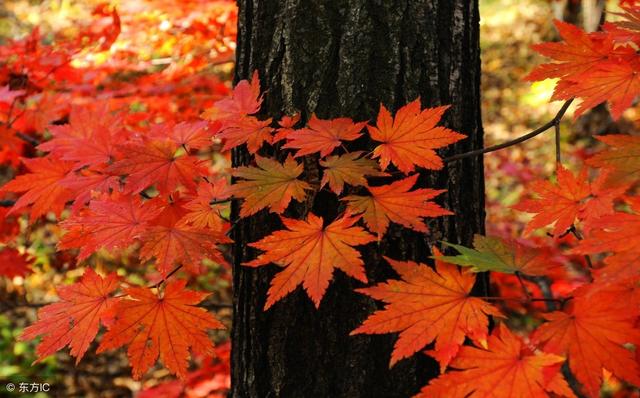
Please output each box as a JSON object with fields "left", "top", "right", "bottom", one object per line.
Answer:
{"left": 210, "top": 198, "right": 232, "bottom": 205}
{"left": 515, "top": 271, "right": 532, "bottom": 300}
{"left": 16, "top": 131, "right": 40, "bottom": 146}
{"left": 148, "top": 265, "right": 183, "bottom": 289}
{"left": 481, "top": 296, "right": 566, "bottom": 303}
{"left": 444, "top": 99, "right": 573, "bottom": 163}
{"left": 0, "top": 200, "right": 15, "bottom": 207}
{"left": 570, "top": 227, "right": 594, "bottom": 268}
{"left": 555, "top": 121, "right": 562, "bottom": 165}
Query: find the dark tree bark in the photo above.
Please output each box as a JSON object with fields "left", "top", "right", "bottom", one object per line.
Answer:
{"left": 231, "top": 1, "right": 485, "bottom": 397}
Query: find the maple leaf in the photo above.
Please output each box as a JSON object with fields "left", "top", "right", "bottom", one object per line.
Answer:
{"left": 245, "top": 213, "right": 375, "bottom": 309}
{"left": 282, "top": 115, "right": 366, "bottom": 157}
{"left": 572, "top": 210, "right": 640, "bottom": 255}
{"left": 38, "top": 103, "right": 125, "bottom": 169}
{"left": 13, "top": 93, "right": 67, "bottom": 133}
{"left": 58, "top": 166, "right": 121, "bottom": 209}
{"left": 525, "top": 20, "right": 626, "bottom": 83}
{"left": 319, "top": 151, "right": 388, "bottom": 195}
{"left": 202, "top": 70, "right": 262, "bottom": 120}
{"left": 0, "top": 207, "right": 20, "bottom": 242}
{"left": 0, "top": 85, "right": 24, "bottom": 105}
{"left": 439, "top": 235, "right": 562, "bottom": 277}
{"left": 150, "top": 120, "right": 214, "bottom": 150}
{"left": 140, "top": 199, "right": 231, "bottom": 276}
{"left": 351, "top": 251, "right": 501, "bottom": 369}
{"left": 343, "top": 174, "right": 451, "bottom": 236}
{"left": 587, "top": 134, "right": 640, "bottom": 184}
{"left": 59, "top": 194, "right": 162, "bottom": 261}
{"left": 179, "top": 179, "right": 230, "bottom": 229}
{"left": 555, "top": 60, "right": 640, "bottom": 119}
{"left": 0, "top": 157, "right": 75, "bottom": 222}
{"left": 216, "top": 115, "right": 274, "bottom": 154}
{"left": 229, "top": 155, "right": 312, "bottom": 217}
{"left": 19, "top": 269, "right": 120, "bottom": 364}
{"left": 368, "top": 99, "right": 465, "bottom": 173}
{"left": 418, "top": 324, "right": 572, "bottom": 398}
{"left": 97, "top": 279, "right": 224, "bottom": 380}
{"left": 109, "top": 138, "right": 205, "bottom": 194}
{"left": 513, "top": 165, "right": 624, "bottom": 236}
{"left": 273, "top": 113, "right": 301, "bottom": 142}
{"left": 0, "top": 248, "right": 32, "bottom": 278}
{"left": 532, "top": 292, "right": 640, "bottom": 398}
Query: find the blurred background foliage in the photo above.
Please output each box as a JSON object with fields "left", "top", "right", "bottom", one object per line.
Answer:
{"left": 0, "top": 0, "right": 638, "bottom": 397}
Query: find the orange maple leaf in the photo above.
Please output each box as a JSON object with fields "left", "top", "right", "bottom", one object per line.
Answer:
{"left": 150, "top": 120, "right": 214, "bottom": 151}
{"left": 0, "top": 157, "right": 75, "bottom": 222}
{"left": 513, "top": 165, "right": 625, "bottom": 236}
{"left": 245, "top": 213, "right": 375, "bottom": 309}
{"left": 216, "top": 115, "right": 274, "bottom": 154}
{"left": 555, "top": 60, "right": 640, "bottom": 119}
{"left": 351, "top": 252, "right": 501, "bottom": 369}
{"left": 587, "top": 134, "right": 640, "bottom": 184}
{"left": 20, "top": 269, "right": 120, "bottom": 364}
{"left": 179, "top": 179, "right": 230, "bottom": 229}
{"left": 282, "top": 115, "right": 366, "bottom": 157}
{"left": 318, "top": 151, "right": 388, "bottom": 195}
{"left": 526, "top": 20, "right": 639, "bottom": 119}
{"left": 572, "top": 209, "right": 640, "bottom": 255}
{"left": 97, "top": 280, "right": 224, "bottom": 380}
{"left": 532, "top": 291, "right": 640, "bottom": 398}
{"left": 526, "top": 20, "right": 626, "bottom": 83}
{"left": 202, "top": 70, "right": 262, "bottom": 120}
{"left": 140, "top": 199, "right": 231, "bottom": 276}
{"left": 368, "top": 99, "right": 465, "bottom": 173}
{"left": 418, "top": 324, "right": 573, "bottom": 398}
{"left": 273, "top": 113, "right": 301, "bottom": 142}
{"left": 229, "top": 155, "right": 312, "bottom": 217}
{"left": 343, "top": 174, "right": 451, "bottom": 236}
{"left": 109, "top": 138, "right": 205, "bottom": 194}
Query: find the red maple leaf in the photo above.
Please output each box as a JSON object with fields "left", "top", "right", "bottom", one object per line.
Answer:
{"left": 282, "top": 115, "right": 366, "bottom": 157}
{"left": 38, "top": 103, "right": 126, "bottom": 168}
{"left": 109, "top": 138, "right": 205, "bottom": 194}
{"left": 0, "top": 248, "right": 32, "bottom": 278}
{"left": 140, "top": 198, "right": 231, "bottom": 275}
{"left": 97, "top": 279, "right": 224, "bottom": 380}
{"left": 20, "top": 269, "right": 120, "bottom": 364}
{"left": 513, "top": 165, "right": 625, "bottom": 236}
{"left": 59, "top": 193, "right": 162, "bottom": 261}
{"left": 0, "top": 157, "right": 75, "bottom": 222}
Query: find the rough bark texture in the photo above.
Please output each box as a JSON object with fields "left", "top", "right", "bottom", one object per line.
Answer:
{"left": 231, "top": 1, "right": 485, "bottom": 397}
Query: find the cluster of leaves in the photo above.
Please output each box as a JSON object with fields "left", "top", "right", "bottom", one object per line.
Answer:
{"left": 410, "top": 5, "right": 640, "bottom": 396}
{"left": 0, "top": 0, "right": 237, "bottom": 394}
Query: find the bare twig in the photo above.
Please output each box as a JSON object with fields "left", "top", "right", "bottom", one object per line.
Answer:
{"left": 444, "top": 99, "right": 574, "bottom": 163}
{"left": 148, "top": 265, "right": 183, "bottom": 289}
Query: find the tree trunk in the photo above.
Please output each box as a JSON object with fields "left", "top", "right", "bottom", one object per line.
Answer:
{"left": 231, "top": 1, "right": 485, "bottom": 397}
